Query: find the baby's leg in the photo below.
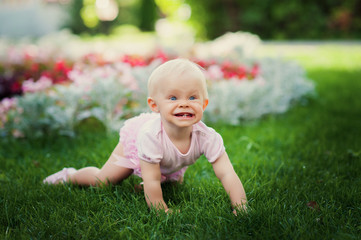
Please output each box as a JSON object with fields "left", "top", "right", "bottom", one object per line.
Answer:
{"left": 67, "top": 142, "right": 133, "bottom": 186}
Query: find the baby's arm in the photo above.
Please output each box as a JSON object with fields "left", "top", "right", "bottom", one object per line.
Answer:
{"left": 212, "top": 152, "right": 247, "bottom": 214}
{"left": 139, "top": 160, "right": 169, "bottom": 212}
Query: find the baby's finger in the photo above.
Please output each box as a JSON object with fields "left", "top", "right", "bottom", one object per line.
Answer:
{"left": 165, "top": 208, "right": 180, "bottom": 215}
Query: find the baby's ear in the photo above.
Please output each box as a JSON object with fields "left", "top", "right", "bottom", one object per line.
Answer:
{"left": 203, "top": 99, "right": 209, "bottom": 110}
{"left": 147, "top": 97, "right": 159, "bottom": 112}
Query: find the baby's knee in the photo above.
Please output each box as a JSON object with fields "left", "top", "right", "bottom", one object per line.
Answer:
{"left": 95, "top": 172, "right": 124, "bottom": 185}
{"left": 94, "top": 173, "right": 111, "bottom": 185}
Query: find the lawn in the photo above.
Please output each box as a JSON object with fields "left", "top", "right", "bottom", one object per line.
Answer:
{"left": 1, "top": 43, "right": 360, "bottom": 239}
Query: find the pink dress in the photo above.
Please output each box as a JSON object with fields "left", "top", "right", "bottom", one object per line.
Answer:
{"left": 115, "top": 112, "right": 225, "bottom": 182}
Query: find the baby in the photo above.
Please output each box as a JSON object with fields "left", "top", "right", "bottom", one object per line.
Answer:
{"left": 43, "top": 58, "right": 248, "bottom": 215}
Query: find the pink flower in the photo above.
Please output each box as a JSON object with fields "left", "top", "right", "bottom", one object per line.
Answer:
{"left": 22, "top": 76, "right": 53, "bottom": 93}
{"left": 251, "top": 64, "right": 260, "bottom": 78}
{"left": 116, "top": 63, "right": 138, "bottom": 90}
{"left": 7, "top": 47, "right": 23, "bottom": 64}
{"left": 206, "top": 65, "right": 223, "bottom": 80}
{"left": 0, "top": 98, "right": 17, "bottom": 125}
{"left": 0, "top": 97, "right": 17, "bottom": 111}
{"left": 12, "top": 129, "right": 24, "bottom": 138}
{"left": 0, "top": 97, "right": 17, "bottom": 127}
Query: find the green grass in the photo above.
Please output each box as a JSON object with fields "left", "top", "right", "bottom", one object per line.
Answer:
{"left": 1, "top": 44, "right": 361, "bottom": 239}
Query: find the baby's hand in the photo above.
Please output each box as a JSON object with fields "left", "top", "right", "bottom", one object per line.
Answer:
{"left": 233, "top": 204, "right": 248, "bottom": 216}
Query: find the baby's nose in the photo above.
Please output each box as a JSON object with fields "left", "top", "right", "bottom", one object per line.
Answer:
{"left": 179, "top": 100, "right": 189, "bottom": 107}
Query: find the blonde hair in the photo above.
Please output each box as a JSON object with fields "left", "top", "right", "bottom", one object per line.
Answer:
{"left": 148, "top": 58, "right": 208, "bottom": 99}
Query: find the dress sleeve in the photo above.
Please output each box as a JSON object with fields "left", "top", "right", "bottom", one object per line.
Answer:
{"left": 202, "top": 128, "right": 226, "bottom": 163}
{"left": 136, "top": 129, "right": 163, "bottom": 164}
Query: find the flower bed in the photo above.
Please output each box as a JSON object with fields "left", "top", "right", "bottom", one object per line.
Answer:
{"left": 0, "top": 31, "right": 314, "bottom": 138}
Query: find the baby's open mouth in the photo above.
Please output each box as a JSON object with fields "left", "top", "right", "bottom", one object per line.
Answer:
{"left": 174, "top": 113, "right": 194, "bottom": 118}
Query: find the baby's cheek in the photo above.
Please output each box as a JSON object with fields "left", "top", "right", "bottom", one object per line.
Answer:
{"left": 192, "top": 102, "right": 203, "bottom": 108}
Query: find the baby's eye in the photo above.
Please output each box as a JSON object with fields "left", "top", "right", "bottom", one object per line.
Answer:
{"left": 189, "top": 96, "right": 196, "bottom": 100}
{"left": 170, "top": 96, "right": 177, "bottom": 100}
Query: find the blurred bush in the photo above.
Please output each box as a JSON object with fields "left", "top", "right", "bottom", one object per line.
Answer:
{"left": 63, "top": 0, "right": 360, "bottom": 40}
{"left": 64, "top": 0, "right": 158, "bottom": 35}
{"left": 186, "top": 0, "right": 361, "bottom": 40}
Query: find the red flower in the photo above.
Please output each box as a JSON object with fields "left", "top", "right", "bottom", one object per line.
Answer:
{"left": 11, "top": 82, "right": 22, "bottom": 92}
{"left": 41, "top": 71, "right": 52, "bottom": 78}
{"left": 82, "top": 53, "right": 108, "bottom": 66}
{"left": 237, "top": 66, "right": 246, "bottom": 79}
{"left": 196, "top": 60, "right": 207, "bottom": 68}
{"left": 30, "top": 63, "right": 39, "bottom": 72}
{"left": 221, "top": 61, "right": 240, "bottom": 79}
{"left": 194, "top": 59, "right": 216, "bottom": 69}
{"left": 154, "top": 50, "right": 169, "bottom": 63}
{"left": 24, "top": 52, "right": 33, "bottom": 61}
{"left": 54, "top": 60, "right": 71, "bottom": 74}
{"left": 122, "top": 55, "right": 147, "bottom": 67}
{"left": 217, "top": 61, "right": 260, "bottom": 80}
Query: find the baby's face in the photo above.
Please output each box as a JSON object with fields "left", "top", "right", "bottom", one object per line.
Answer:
{"left": 149, "top": 74, "right": 208, "bottom": 129}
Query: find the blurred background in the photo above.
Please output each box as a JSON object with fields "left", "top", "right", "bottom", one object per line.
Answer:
{"left": 0, "top": 0, "right": 360, "bottom": 40}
